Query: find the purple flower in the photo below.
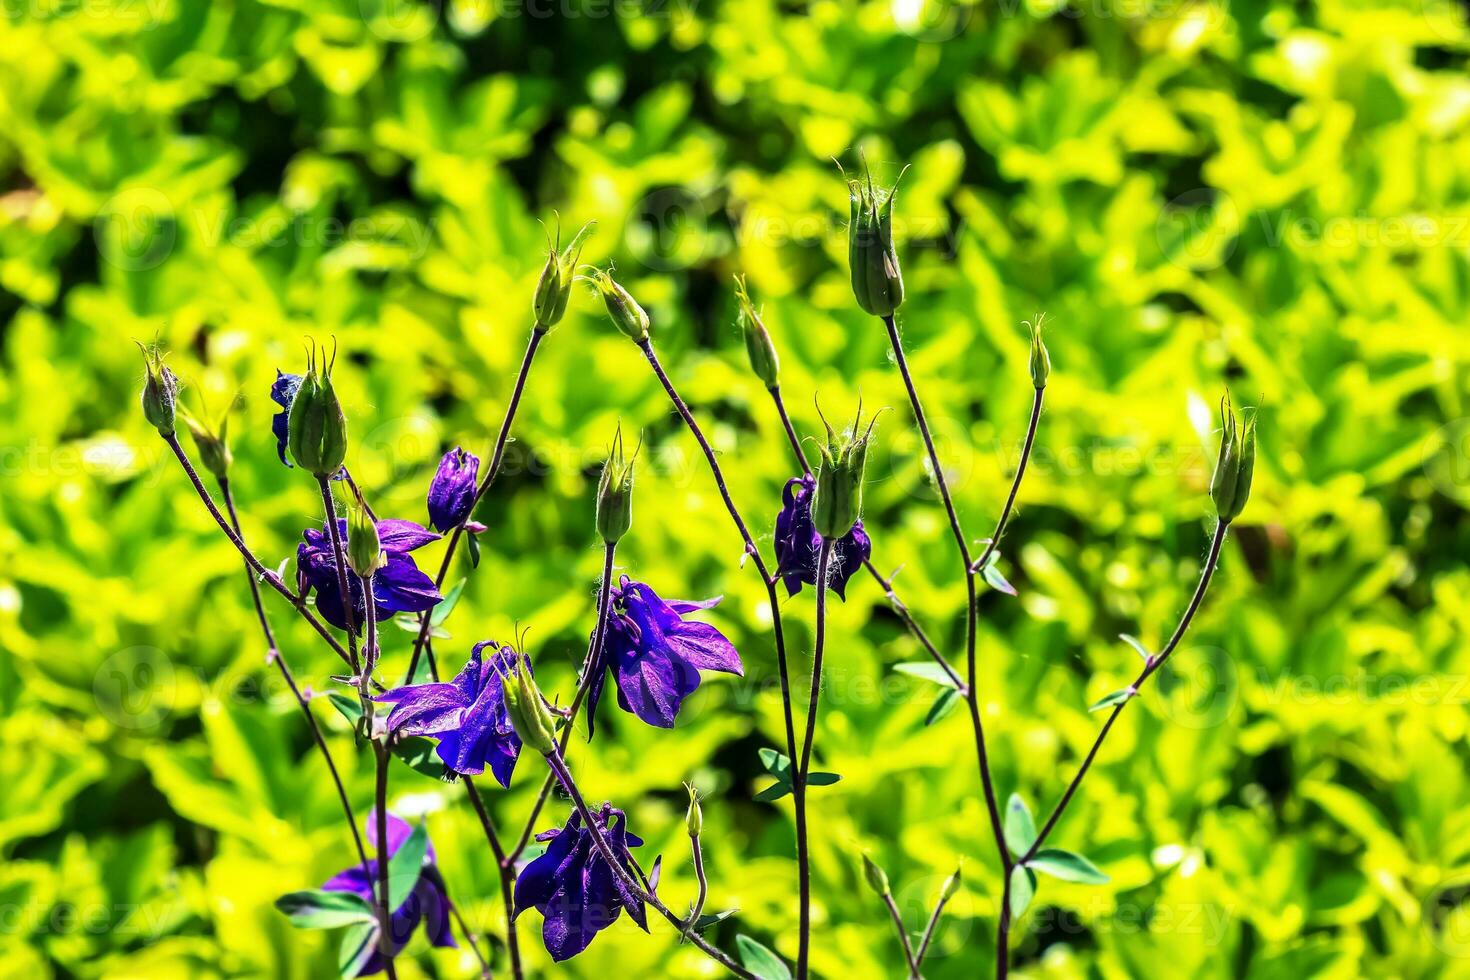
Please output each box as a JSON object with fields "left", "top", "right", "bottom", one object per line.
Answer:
{"left": 297, "top": 519, "right": 442, "bottom": 632}
{"left": 271, "top": 371, "right": 303, "bottom": 466}
{"left": 322, "top": 811, "right": 455, "bottom": 976}
{"left": 427, "top": 447, "right": 480, "bottom": 533}
{"left": 585, "top": 576, "right": 743, "bottom": 736}
{"left": 374, "top": 641, "right": 525, "bottom": 786}
{"left": 513, "top": 803, "right": 647, "bottom": 961}
{"left": 774, "top": 474, "right": 871, "bottom": 600}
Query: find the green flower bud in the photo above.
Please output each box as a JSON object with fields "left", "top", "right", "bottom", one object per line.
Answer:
{"left": 287, "top": 340, "right": 348, "bottom": 478}
{"left": 587, "top": 268, "right": 650, "bottom": 343}
{"left": 138, "top": 344, "right": 178, "bottom": 437}
{"left": 811, "top": 400, "right": 881, "bottom": 540}
{"left": 684, "top": 782, "right": 703, "bottom": 838}
{"left": 940, "top": 866, "right": 962, "bottom": 902}
{"left": 861, "top": 853, "right": 890, "bottom": 897}
{"left": 1209, "top": 394, "right": 1239, "bottom": 522}
{"left": 533, "top": 219, "right": 596, "bottom": 330}
{"left": 346, "top": 500, "right": 384, "bottom": 580}
{"left": 180, "top": 404, "right": 231, "bottom": 479}
{"left": 845, "top": 162, "right": 907, "bottom": 318}
{"left": 595, "top": 424, "right": 638, "bottom": 544}
{"left": 1027, "top": 313, "right": 1051, "bottom": 389}
{"left": 734, "top": 276, "right": 780, "bottom": 389}
{"left": 502, "top": 658, "right": 557, "bottom": 756}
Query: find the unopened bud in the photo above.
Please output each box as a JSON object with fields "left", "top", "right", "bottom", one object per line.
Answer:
{"left": 180, "top": 405, "right": 231, "bottom": 479}
{"left": 734, "top": 276, "right": 780, "bottom": 388}
{"left": 812, "top": 400, "right": 880, "bottom": 540}
{"left": 861, "top": 853, "right": 890, "bottom": 897}
{"left": 685, "top": 783, "right": 703, "bottom": 837}
{"left": 287, "top": 339, "right": 348, "bottom": 478}
{"left": 138, "top": 344, "right": 178, "bottom": 437}
{"left": 1210, "top": 394, "right": 1258, "bottom": 523}
{"left": 846, "top": 161, "right": 907, "bottom": 318}
{"left": 1027, "top": 313, "right": 1050, "bottom": 389}
{"left": 588, "top": 269, "right": 650, "bottom": 343}
{"left": 595, "top": 424, "right": 638, "bottom": 544}
{"left": 940, "top": 866, "right": 962, "bottom": 902}
{"left": 533, "top": 219, "right": 596, "bottom": 330}
{"left": 502, "top": 657, "right": 556, "bottom": 756}
{"left": 346, "top": 502, "right": 383, "bottom": 580}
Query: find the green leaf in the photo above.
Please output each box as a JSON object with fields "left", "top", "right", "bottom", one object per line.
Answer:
{"left": 275, "top": 889, "right": 377, "bottom": 930}
{"left": 393, "top": 613, "right": 447, "bottom": 640}
{"left": 385, "top": 822, "right": 430, "bottom": 911}
{"left": 338, "top": 921, "right": 377, "bottom": 978}
{"left": 431, "top": 578, "right": 466, "bottom": 626}
{"left": 695, "top": 909, "right": 738, "bottom": 931}
{"left": 753, "top": 781, "right": 792, "bottom": 803}
{"left": 390, "top": 737, "right": 445, "bottom": 780}
{"left": 736, "top": 934, "right": 792, "bottom": 980}
{"left": 1119, "top": 633, "right": 1153, "bottom": 661}
{"left": 806, "top": 771, "right": 841, "bottom": 787}
{"left": 1027, "top": 848, "right": 1109, "bottom": 884}
{"left": 1008, "top": 865, "right": 1036, "bottom": 919}
{"left": 327, "top": 692, "right": 362, "bottom": 726}
{"left": 981, "top": 561, "right": 1017, "bottom": 596}
{"left": 1088, "top": 688, "right": 1135, "bottom": 712}
{"left": 924, "top": 687, "right": 961, "bottom": 726}
{"left": 758, "top": 748, "right": 792, "bottom": 778}
{"left": 894, "top": 661, "right": 961, "bottom": 689}
{"left": 1004, "top": 794, "right": 1037, "bottom": 856}
{"left": 467, "top": 533, "right": 481, "bottom": 568}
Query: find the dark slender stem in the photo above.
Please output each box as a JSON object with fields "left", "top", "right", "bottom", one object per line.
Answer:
{"left": 770, "top": 385, "right": 812, "bottom": 476}
{"left": 795, "top": 539, "right": 833, "bottom": 980}
{"left": 762, "top": 381, "right": 965, "bottom": 692}
{"left": 685, "top": 834, "right": 709, "bottom": 934}
{"left": 972, "top": 388, "right": 1044, "bottom": 573}
{"left": 342, "top": 468, "right": 377, "bottom": 521}
{"left": 1021, "top": 521, "right": 1230, "bottom": 862}
{"left": 504, "top": 541, "right": 618, "bottom": 867}
{"left": 162, "top": 435, "right": 354, "bottom": 669}
{"left": 544, "top": 750, "right": 755, "bottom": 979}
{"left": 218, "top": 478, "right": 374, "bottom": 898}
{"left": 373, "top": 743, "right": 399, "bottom": 980}
{"left": 997, "top": 874, "right": 1011, "bottom": 979}
{"left": 880, "top": 315, "right": 1009, "bottom": 876}
{"left": 406, "top": 328, "right": 546, "bottom": 684}
{"left": 465, "top": 779, "right": 523, "bottom": 980}
{"left": 449, "top": 904, "right": 490, "bottom": 978}
{"left": 317, "top": 477, "right": 362, "bottom": 675}
{"left": 881, "top": 892, "right": 919, "bottom": 978}
{"left": 361, "top": 573, "right": 378, "bottom": 695}
{"left": 638, "top": 339, "right": 804, "bottom": 967}
{"left": 913, "top": 889, "right": 953, "bottom": 968}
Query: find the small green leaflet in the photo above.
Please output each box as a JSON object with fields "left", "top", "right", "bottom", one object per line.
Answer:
{"left": 327, "top": 692, "right": 362, "bottom": 726}
{"left": 736, "top": 935, "right": 792, "bottom": 980}
{"left": 977, "top": 550, "right": 1017, "bottom": 596}
{"left": 1003, "top": 794, "right": 1036, "bottom": 856}
{"left": 1119, "top": 633, "right": 1153, "bottom": 661}
{"left": 390, "top": 737, "right": 445, "bottom": 780}
{"left": 385, "top": 822, "right": 430, "bottom": 911}
{"left": 925, "top": 688, "right": 961, "bottom": 726}
{"left": 432, "top": 578, "right": 466, "bottom": 627}
{"left": 755, "top": 749, "right": 839, "bottom": 802}
{"left": 1088, "top": 688, "right": 1135, "bottom": 712}
{"left": 275, "top": 889, "right": 377, "bottom": 930}
{"left": 680, "top": 908, "right": 738, "bottom": 943}
{"left": 1008, "top": 865, "right": 1037, "bottom": 919}
{"left": 467, "top": 533, "right": 481, "bottom": 568}
{"left": 338, "top": 921, "right": 377, "bottom": 979}
{"left": 759, "top": 748, "right": 792, "bottom": 779}
{"left": 806, "top": 772, "right": 841, "bottom": 786}
{"left": 1027, "top": 848, "right": 1109, "bottom": 884}
{"left": 393, "top": 613, "right": 448, "bottom": 640}
{"left": 893, "top": 661, "right": 961, "bottom": 689}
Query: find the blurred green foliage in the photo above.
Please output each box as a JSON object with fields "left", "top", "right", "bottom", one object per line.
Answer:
{"left": 2, "top": 0, "right": 1470, "bottom": 977}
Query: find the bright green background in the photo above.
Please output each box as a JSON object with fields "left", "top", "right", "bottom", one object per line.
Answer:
{"left": 3, "top": 0, "right": 1470, "bottom": 977}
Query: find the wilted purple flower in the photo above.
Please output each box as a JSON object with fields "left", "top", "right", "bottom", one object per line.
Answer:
{"left": 322, "top": 811, "right": 455, "bottom": 976}
{"left": 270, "top": 371, "right": 303, "bottom": 466}
{"left": 427, "top": 447, "right": 480, "bottom": 533}
{"left": 585, "top": 576, "right": 743, "bottom": 736}
{"left": 297, "top": 519, "right": 442, "bottom": 632}
{"left": 774, "top": 474, "right": 871, "bottom": 600}
{"left": 513, "top": 803, "right": 647, "bottom": 961}
{"left": 374, "top": 641, "right": 525, "bottom": 786}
